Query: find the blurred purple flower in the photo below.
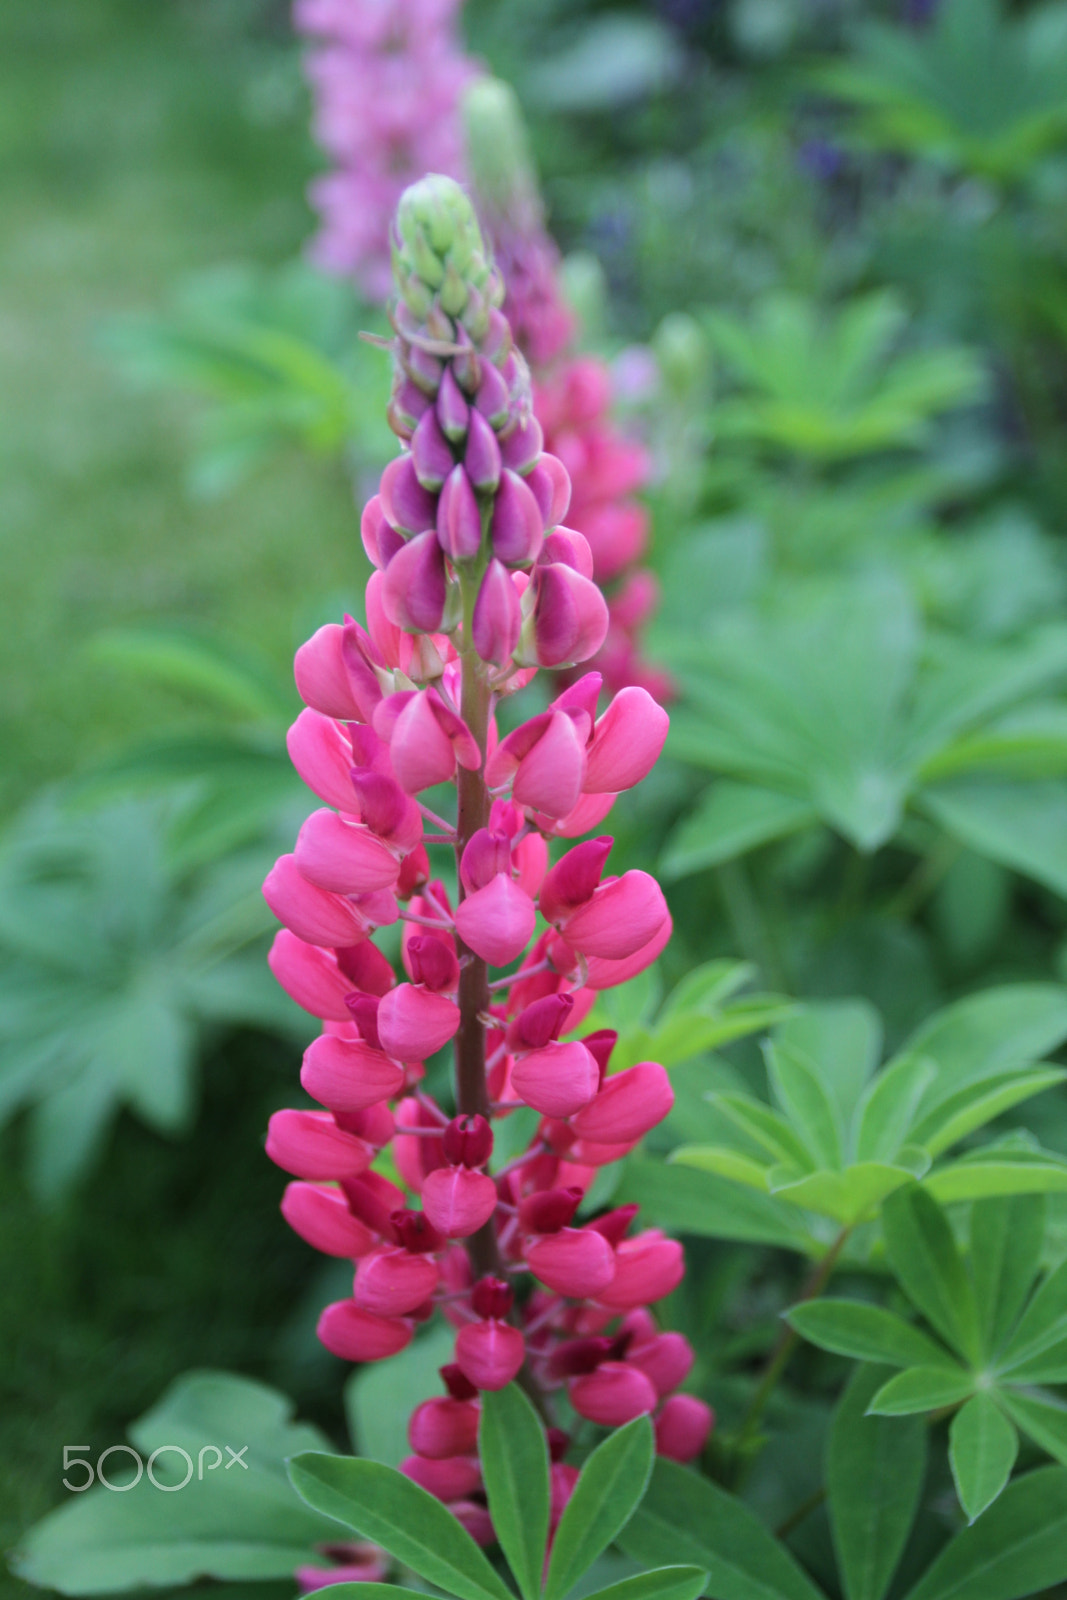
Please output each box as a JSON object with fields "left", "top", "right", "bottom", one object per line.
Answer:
{"left": 797, "top": 137, "right": 844, "bottom": 183}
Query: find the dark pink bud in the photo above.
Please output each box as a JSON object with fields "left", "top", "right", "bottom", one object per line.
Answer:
{"left": 509, "top": 994, "right": 574, "bottom": 1051}
{"left": 525, "top": 1227, "right": 616, "bottom": 1297}
{"left": 527, "top": 453, "right": 572, "bottom": 528}
{"left": 408, "top": 1398, "right": 480, "bottom": 1459}
{"left": 382, "top": 530, "right": 448, "bottom": 634}
{"left": 343, "top": 994, "right": 382, "bottom": 1052}
{"left": 362, "top": 495, "right": 397, "bottom": 569}
{"left": 377, "top": 983, "right": 460, "bottom": 1059}
{"left": 281, "top": 1182, "right": 376, "bottom": 1258}
{"left": 584, "top": 688, "right": 670, "bottom": 794}
{"left": 539, "top": 837, "right": 613, "bottom": 924}
{"left": 354, "top": 1246, "right": 440, "bottom": 1317}
{"left": 339, "top": 618, "right": 389, "bottom": 723}
{"left": 471, "top": 1276, "right": 514, "bottom": 1320}
{"left": 381, "top": 688, "right": 480, "bottom": 795}
{"left": 526, "top": 563, "right": 609, "bottom": 669}
{"left": 268, "top": 932, "right": 353, "bottom": 1021}
{"left": 350, "top": 769, "right": 420, "bottom": 848}
{"left": 548, "top": 1337, "right": 612, "bottom": 1378}
{"left": 397, "top": 844, "right": 431, "bottom": 899}
{"left": 472, "top": 559, "right": 522, "bottom": 665}
{"left": 411, "top": 409, "right": 455, "bottom": 492}
{"left": 571, "top": 1063, "right": 674, "bottom": 1144}
{"left": 502, "top": 415, "right": 543, "bottom": 475}
{"left": 342, "top": 1169, "right": 407, "bottom": 1236}
{"left": 301, "top": 1034, "right": 405, "bottom": 1112}
{"left": 490, "top": 469, "right": 544, "bottom": 567}
{"left": 422, "top": 1165, "right": 498, "bottom": 1238}
{"left": 455, "top": 1319, "right": 525, "bottom": 1392}
{"left": 441, "top": 1362, "right": 480, "bottom": 1401}
{"left": 464, "top": 408, "right": 502, "bottom": 493}
{"left": 437, "top": 365, "right": 470, "bottom": 442}
{"left": 582, "top": 1030, "right": 618, "bottom": 1081}
{"left": 547, "top": 1428, "right": 571, "bottom": 1463}
{"left": 403, "top": 343, "right": 443, "bottom": 394}
{"left": 518, "top": 1186, "right": 583, "bottom": 1234}
{"left": 437, "top": 465, "right": 483, "bottom": 561}
{"left": 542, "top": 527, "right": 594, "bottom": 579}
{"left": 598, "top": 1231, "right": 685, "bottom": 1309}
{"left": 588, "top": 1205, "right": 640, "bottom": 1247}
{"left": 628, "top": 1331, "right": 694, "bottom": 1397}
{"left": 406, "top": 936, "right": 460, "bottom": 994}
{"left": 474, "top": 361, "right": 509, "bottom": 427}
{"left": 337, "top": 940, "right": 396, "bottom": 998}
{"left": 460, "top": 829, "right": 511, "bottom": 893}
{"left": 402, "top": 1455, "right": 482, "bottom": 1501}
{"left": 335, "top": 1102, "right": 393, "bottom": 1147}
{"left": 455, "top": 875, "right": 536, "bottom": 966}
{"left": 570, "top": 1363, "right": 658, "bottom": 1426}
{"left": 391, "top": 1208, "right": 445, "bottom": 1254}
{"left": 443, "top": 1114, "right": 494, "bottom": 1169}
{"left": 655, "top": 1395, "right": 714, "bottom": 1462}
{"left": 511, "top": 1041, "right": 600, "bottom": 1119}
{"left": 380, "top": 454, "right": 438, "bottom": 535}
{"left": 452, "top": 1501, "right": 496, "bottom": 1547}
{"left": 390, "top": 376, "right": 431, "bottom": 433}
{"left": 317, "top": 1302, "right": 413, "bottom": 1362}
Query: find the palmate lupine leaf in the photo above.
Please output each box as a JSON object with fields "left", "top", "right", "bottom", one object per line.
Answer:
{"left": 828, "top": 1365, "right": 927, "bottom": 1600}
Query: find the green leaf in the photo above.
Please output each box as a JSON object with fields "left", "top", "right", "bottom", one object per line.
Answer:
{"left": 898, "top": 985, "right": 1067, "bottom": 1119}
{"left": 345, "top": 1322, "right": 455, "bottom": 1467}
{"left": 618, "top": 1457, "right": 826, "bottom": 1600}
{"left": 828, "top": 1365, "right": 927, "bottom": 1600}
{"left": 920, "top": 778, "right": 1067, "bottom": 900}
{"left": 787, "top": 1299, "right": 954, "bottom": 1369}
{"left": 621, "top": 1157, "right": 818, "bottom": 1253}
{"left": 660, "top": 782, "right": 816, "bottom": 877}
{"left": 89, "top": 628, "right": 292, "bottom": 723}
{"left": 999, "top": 1256, "right": 1067, "bottom": 1375}
{"left": 671, "top": 1146, "right": 771, "bottom": 1191}
{"left": 924, "top": 1158, "right": 1067, "bottom": 1205}
{"left": 11, "top": 1372, "right": 337, "bottom": 1594}
{"left": 949, "top": 1395, "right": 1018, "bottom": 1523}
{"left": 770, "top": 1162, "right": 920, "bottom": 1226}
{"left": 999, "top": 1391, "right": 1067, "bottom": 1469}
{"left": 911, "top": 1069, "right": 1067, "bottom": 1160}
{"left": 854, "top": 1056, "right": 935, "bottom": 1165}
{"left": 903, "top": 1465, "right": 1067, "bottom": 1600}
{"left": 709, "top": 1093, "right": 815, "bottom": 1170}
{"left": 544, "top": 1415, "right": 655, "bottom": 1600}
{"left": 578, "top": 1567, "right": 711, "bottom": 1600}
{"left": 867, "top": 1366, "right": 976, "bottom": 1416}
{"left": 288, "top": 1454, "right": 512, "bottom": 1600}
{"left": 883, "top": 1186, "right": 982, "bottom": 1364}
{"left": 776, "top": 1000, "right": 882, "bottom": 1135}
{"left": 479, "top": 1386, "right": 550, "bottom": 1600}
{"left": 766, "top": 1041, "right": 844, "bottom": 1168}
{"left": 971, "top": 1195, "right": 1046, "bottom": 1360}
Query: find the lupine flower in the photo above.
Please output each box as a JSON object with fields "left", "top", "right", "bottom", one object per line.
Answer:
{"left": 265, "top": 178, "right": 706, "bottom": 1553}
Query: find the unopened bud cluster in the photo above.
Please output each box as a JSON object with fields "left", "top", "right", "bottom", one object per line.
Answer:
{"left": 263, "top": 178, "right": 711, "bottom": 1569}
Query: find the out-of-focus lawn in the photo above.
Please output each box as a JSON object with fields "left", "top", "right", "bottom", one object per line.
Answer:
{"left": 0, "top": 0, "right": 364, "bottom": 815}
{"left": 0, "top": 4, "right": 363, "bottom": 1591}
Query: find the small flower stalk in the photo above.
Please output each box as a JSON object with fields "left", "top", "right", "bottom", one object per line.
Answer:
{"left": 265, "top": 176, "right": 710, "bottom": 1561}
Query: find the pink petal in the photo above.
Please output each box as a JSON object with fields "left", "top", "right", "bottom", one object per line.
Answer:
{"left": 268, "top": 931, "right": 355, "bottom": 1021}
{"left": 300, "top": 1033, "right": 405, "bottom": 1111}
{"left": 562, "top": 871, "right": 668, "bottom": 960}
{"left": 569, "top": 1063, "right": 674, "bottom": 1144}
{"left": 421, "top": 1165, "right": 498, "bottom": 1238}
{"left": 294, "top": 810, "right": 400, "bottom": 895}
{"left": 584, "top": 687, "right": 669, "bottom": 794}
{"left": 266, "top": 1109, "right": 372, "bottom": 1181}
{"left": 281, "top": 1182, "right": 376, "bottom": 1258}
{"left": 455, "top": 875, "right": 535, "bottom": 965}
{"left": 317, "top": 1301, "right": 413, "bottom": 1362}
{"left": 525, "top": 1227, "right": 616, "bottom": 1297}
{"left": 455, "top": 1320, "right": 526, "bottom": 1391}
{"left": 510, "top": 1040, "right": 600, "bottom": 1118}
{"left": 377, "top": 984, "right": 460, "bottom": 1059}
{"left": 263, "top": 854, "right": 374, "bottom": 948}
{"left": 354, "top": 1246, "right": 440, "bottom": 1316}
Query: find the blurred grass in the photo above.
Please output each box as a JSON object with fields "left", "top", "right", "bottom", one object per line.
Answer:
{"left": 0, "top": 0, "right": 370, "bottom": 815}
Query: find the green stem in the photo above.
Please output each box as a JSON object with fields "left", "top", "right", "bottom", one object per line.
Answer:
{"left": 886, "top": 835, "right": 961, "bottom": 923}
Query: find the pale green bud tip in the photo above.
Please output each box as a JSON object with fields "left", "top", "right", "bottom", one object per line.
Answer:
{"left": 462, "top": 78, "right": 539, "bottom": 222}
{"left": 393, "top": 175, "right": 491, "bottom": 312}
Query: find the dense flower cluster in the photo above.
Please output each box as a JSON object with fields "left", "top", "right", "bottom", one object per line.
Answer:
{"left": 263, "top": 178, "right": 711, "bottom": 1565}
{"left": 293, "top": 0, "right": 476, "bottom": 300}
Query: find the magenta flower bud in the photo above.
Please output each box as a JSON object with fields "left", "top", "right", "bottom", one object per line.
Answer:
{"left": 508, "top": 993, "right": 574, "bottom": 1051}
{"left": 570, "top": 1362, "right": 658, "bottom": 1426}
{"left": 562, "top": 871, "right": 669, "bottom": 961}
{"left": 362, "top": 495, "right": 393, "bottom": 569}
{"left": 524, "top": 563, "right": 609, "bottom": 669}
{"left": 382, "top": 530, "right": 448, "bottom": 634}
{"left": 390, "top": 378, "right": 432, "bottom": 437}
{"left": 542, "top": 527, "right": 595, "bottom": 579}
{"left": 539, "top": 837, "right": 613, "bottom": 924}
{"left": 584, "top": 688, "right": 670, "bottom": 794}
{"left": 525, "top": 1226, "right": 615, "bottom": 1297}
{"left": 411, "top": 409, "right": 455, "bottom": 492}
{"left": 437, "top": 366, "right": 470, "bottom": 443}
{"left": 380, "top": 454, "right": 438, "bottom": 535}
{"left": 403, "top": 344, "right": 443, "bottom": 395}
{"left": 518, "top": 1186, "right": 584, "bottom": 1235}
{"left": 570, "top": 1063, "right": 674, "bottom": 1144}
{"left": 511, "top": 1040, "right": 600, "bottom": 1119}
{"left": 422, "top": 1165, "right": 498, "bottom": 1238}
{"left": 583, "top": 915, "right": 673, "bottom": 992}
{"left": 655, "top": 1395, "right": 714, "bottom": 1463}
{"left": 597, "top": 1232, "right": 685, "bottom": 1309}
{"left": 281, "top": 1182, "right": 376, "bottom": 1259}
{"left": 318, "top": 1301, "right": 413, "bottom": 1363}
{"left": 443, "top": 1114, "right": 494, "bottom": 1168}
{"left": 587, "top": 1204, "right": 640, "bottom": 1247}
{"left": 527, "top": 453, "right": 571, "bottom": 529}
{"left": 300, "top": 1034, "right": 405, "bottom": 1113}
{"left": 397, "top": 844, "right": 431, "bottom": 899}
{"left": 343, "top": 1169, "right": 407, "bottom": 1236}
{"left": 294, "top": 623, "right": 364, "bottom": 720}
{"left": 455, "top": 1319, "right": 525, "bottom": 1392}
{"left": 345, "top": 992, "right": 383, "bottom": 1051}
{"left": 268, "top": 932, "right": 355, "bottom": 1021}
{"left": 474, "top": 360, "right": 509, "bottom": 427}
{"left": 266, "top": 1110, "right": 372, "bottom": 1182}
{"left": 628, "top": 1331, "right": 695, "bottom": 1398}
{"left": 490, "top": 469, "right": 544, "bottom": 566}
{"left": 485, "top": 709, "right": 587, "bottom": 820}
{"left": 402, "top": 1455, "right": 482, "bottom": 1501}
{"left": 405, "top": 936, "right": 460, "bottom": 994}
{"left": 471, "top": 559, "right": 522, "bottom": 665}
{"left": 460, "top": 828, "right": 511, "bottom": 893}
{"left": 441, "top": 1363, "right": 480, "bottom": 1402}
{"left": 582, "top": 1030, "right": 618, "bottom": 1080}
{"left": 293, "top": 811, "right": 401, "bottom": 896}
{"left": 378, "top": 688, "right": 481, "bottom": 796}
{"left": 337, "top": 939, "right": 396, "bottom": 998}
{"left": 502, "top": 415, "right": 543, "bottom": 476}
{"left": 452, "top": 1501, "right": 496, "bottom": 1547}
{"left": 436, "top": 464, "right": 484, "bottom": 561}
{"left": 581, "top": 502, "right": 649, "bottom": 583}
{"left": 548, "top": 1337, "right": 613, "bottom": 1378}
{"left": 287, "top": 710, "right": 360, "bottom": 813}
{"left": 338, "top": 617, "right": 390, "bottom": 723}
{"left": 377, "top": 984, "right": 460, "bottom": 1059}
{"left": 350, "top": 769, "right": 422, "bottom": 850}
{"left": 455, "top": 874, "right": 536, "bottom": 966}
{"left": 409, "top": 1397, "right": 480, "bottom": 1459}
{"left": 391, "top": 1208, "right": 445, "bottom": 1254}
{"left": 471, "top": 1276, "right": 514, "bottom": 1320}
{"left": 355, "top": 1246, "right": 440, "bottom": 1316}
{"left": 464, "top": 408, "right": 502, "bottom": 492}
{"left": 338, "top": 1103, "right": 394, "bottom": 1148}
{"left": 263, "top": 855, "right": 377, "bottom": 948}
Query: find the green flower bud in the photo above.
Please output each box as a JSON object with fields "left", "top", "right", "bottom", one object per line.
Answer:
{"left": 393, "top": 176, "right": 493, "bottom": 318}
